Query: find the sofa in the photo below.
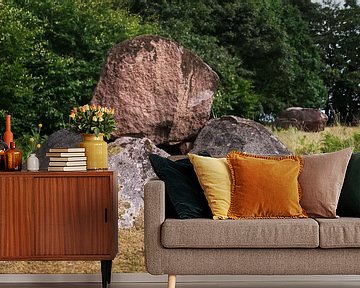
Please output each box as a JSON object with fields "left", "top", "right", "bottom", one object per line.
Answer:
{"left": 144, "top": 149, "right": 360, "bottom": 288}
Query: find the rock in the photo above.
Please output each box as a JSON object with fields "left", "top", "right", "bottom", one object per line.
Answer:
{"left": 108, "top": 137, "right": 169, "bottom": 228}
{"left": 275, "top": 107, "right": 328, "bottom": 132}
{"left": 91, "top": 35, "right": 219, "bottom": 145}
{"left": 191, "top": 116, "right": 290, "bottom": 156}
{"left": 156, "top": 141, "right": 194, "bottom": 155}
{"left": 179, "top": 141, "right": 194, "bottom": 155}
{"left": 37, "top": 129, "right": 82, "bottom": 170}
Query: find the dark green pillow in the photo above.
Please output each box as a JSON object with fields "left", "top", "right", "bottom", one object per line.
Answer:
{"left": 149, "top": 154, "right": 212, "bottom": 219}
{"left": 337, "top": 152, "right": 360, "bottom": 217}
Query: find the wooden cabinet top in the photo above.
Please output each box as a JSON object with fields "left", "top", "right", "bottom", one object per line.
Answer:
{"left": 0, "top": 170, "right": 114, "bottom": 177}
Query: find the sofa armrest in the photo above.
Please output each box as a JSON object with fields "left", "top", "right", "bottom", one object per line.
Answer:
{"left": 144, "top": 179, "right": 165, "bottom": 275}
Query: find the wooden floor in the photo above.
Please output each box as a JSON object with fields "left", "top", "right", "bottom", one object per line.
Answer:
{"left": 0, "top": 282, "right": 360, "bottom": 288}
{"left": 1, "top": 274, "right": 360, "bottom": 288}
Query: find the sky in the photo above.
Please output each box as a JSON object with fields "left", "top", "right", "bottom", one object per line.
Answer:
{"left": 312, "top": 0, "right": 345, "bottom": 4}
{"left": 312, "top": 0, "right": 360, "bottom": 5}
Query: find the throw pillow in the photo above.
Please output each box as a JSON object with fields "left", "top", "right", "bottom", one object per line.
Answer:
{"left": 188, "top": 154, "right": 231, "bottom": 219}
{"left": 226, "top": 151, "right": 307, "bottom": 219}
{"left": 336, "top": 152, "right": 360, "bottom": 217}
{"left": 149, "top": 154, "right": 212, "bottom": 219}
{"left": 299, "top": 147, "right": 353, "bottom": 218}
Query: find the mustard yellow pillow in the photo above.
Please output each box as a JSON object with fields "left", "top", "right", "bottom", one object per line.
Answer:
{"left": 188, "top": 154, "right": 231, "bottom": 219}
{"left": 227, "top": 151, "right": 307, "bottom": 219}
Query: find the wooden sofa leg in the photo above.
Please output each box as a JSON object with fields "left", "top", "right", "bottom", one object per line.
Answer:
{"left": 168, "top": 274, "right": 176, "bottom": 288}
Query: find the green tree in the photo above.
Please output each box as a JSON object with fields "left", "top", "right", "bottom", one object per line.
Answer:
{"left": 212, "top": 0, "right": 326, "bottom": 116}
{"left": 0, "top": 0, "right": 157, "bottom": 137}
{"left": 0, "top": 4, "right": 43, "bottom": 135}
{"left": 280, "top": 2, "right": 327, "bottom": 109}
{"left": 313, "top": 0, "right": 360, "bottom": 123}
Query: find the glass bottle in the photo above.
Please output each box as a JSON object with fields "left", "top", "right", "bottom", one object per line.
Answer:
{"left": 5, "top": 142, "right": 22, "bottom": 171}
{"left": 0, "top": 136, "right": 8, "bottom": 171}
{"left": 3, "top": 114, "right": 14, "bottom": 147}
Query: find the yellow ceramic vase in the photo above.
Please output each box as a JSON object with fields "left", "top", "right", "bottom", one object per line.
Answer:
{"left": 80, "top": 134, "right": 108, "bottom": 170}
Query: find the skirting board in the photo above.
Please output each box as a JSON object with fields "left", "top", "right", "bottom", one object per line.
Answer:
{"left": 0, "top": 274, "right": 360, "bottom": 283}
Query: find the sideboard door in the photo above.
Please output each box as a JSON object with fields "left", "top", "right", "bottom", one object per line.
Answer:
{"left": 34, "top": 176, "right": 113, "bottom": 258}
{"left": 0, "top": 177, "right": 34, "bottom": 258}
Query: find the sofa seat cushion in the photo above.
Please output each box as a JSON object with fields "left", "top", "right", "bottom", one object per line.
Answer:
{"left": 161, "top": 218, "right": 319, "bottom": 248}
{"left": 316, "top": 218, "right": 360, "bottom": 248}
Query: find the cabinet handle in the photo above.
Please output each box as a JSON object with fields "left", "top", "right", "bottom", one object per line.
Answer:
{"left": 104, "top": 208, "right": 108, "bottom": 223}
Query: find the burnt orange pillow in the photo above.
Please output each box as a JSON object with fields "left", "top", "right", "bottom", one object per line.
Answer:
{"left": 227, "top": 151, "right": 307, "bottom": 219}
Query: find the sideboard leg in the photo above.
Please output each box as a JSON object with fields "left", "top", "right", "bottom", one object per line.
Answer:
{"left": 101, "top": 260, "right": 112, "bottom": 288}
{"left": 168, "top": 274, "right": 176, "bottom": 288}
{"left": 107, "top": 260, "right": 112, "bottom": 284}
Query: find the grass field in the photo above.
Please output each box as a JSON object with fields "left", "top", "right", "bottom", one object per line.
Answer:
{"left": 272, "top": 125, "right": 360, "bottom": 154}
{"left": 1, "top": 125, "right": 359, "bottom": 274}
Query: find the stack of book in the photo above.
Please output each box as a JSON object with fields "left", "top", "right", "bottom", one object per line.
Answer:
{"left": 46, "top": 147, "right": 87, "bottom": 171}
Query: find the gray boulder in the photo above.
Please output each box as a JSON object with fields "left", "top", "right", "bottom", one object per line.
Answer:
{"left": 191, "top": 115, "right": 290, "bottom": 156}
{"left": 91, "top": 34, "right": 219, "bottom": 145}
{"left": 108, "top": 137, "right": 169, "bottom": 228}
{"left": 37, "top": 129, "right": 82, "bottom": 170}
{"left": 275, "top": 107, "right": 328, "bottom": 132}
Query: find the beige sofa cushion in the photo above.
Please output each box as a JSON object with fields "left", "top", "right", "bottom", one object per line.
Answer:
{"left": 299, "top": 148, "right": 353, "bottom": 218}
{"left": 161, "top": 218, "right": 319, "bottom": 248}
{"left": 316, "top": 217, "right": 360, "bottom": 248}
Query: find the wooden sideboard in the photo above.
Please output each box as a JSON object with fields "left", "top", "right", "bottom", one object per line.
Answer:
{"left": 0, "top": 170, "right": 118, "bottom": 288}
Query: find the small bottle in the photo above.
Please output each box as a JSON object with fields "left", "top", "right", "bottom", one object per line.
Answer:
{"left": 5, "top": 142, "right": 22, "bottom": 171}
{"left": 3, "top": 114, "right": 14, "bottom": 147}
{"left": 0, "top": 136, "right": 8, "bottom": 171}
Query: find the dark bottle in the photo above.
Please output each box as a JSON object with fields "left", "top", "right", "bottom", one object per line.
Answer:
{"left": 5, "top": 142, "right": 22, "bottom": 171}
{"left": 0, "top": 136, "right": 8, "bottom": 171}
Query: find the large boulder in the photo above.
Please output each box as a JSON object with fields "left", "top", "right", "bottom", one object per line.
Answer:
{"left": 91, "top": 35, "right": 219, "bottom": 145}
{"left": 191, "top": 116, "right": 290, "bottom": 156}
{"left": 36, "top": 129, "right": 82, "bottom": 170}
{"left": 108, "top": 137, "right": 169, "bottom": 228}
{"left": 275, "top": 107, "right": 328, "bottom": 132}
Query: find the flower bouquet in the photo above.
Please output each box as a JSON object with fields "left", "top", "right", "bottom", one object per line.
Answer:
{"left": 68, "top": 104, "right": 116, "bottom": 169}
{"left": 69, "top": 104, "right": 116, "bottom": 139}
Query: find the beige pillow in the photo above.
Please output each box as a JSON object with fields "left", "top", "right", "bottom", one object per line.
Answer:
{"left": 188, "top": 154, "right": 231, "bottom": 219}
{"left": 299, "top": 147, "right": 353, "bottom": 218}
